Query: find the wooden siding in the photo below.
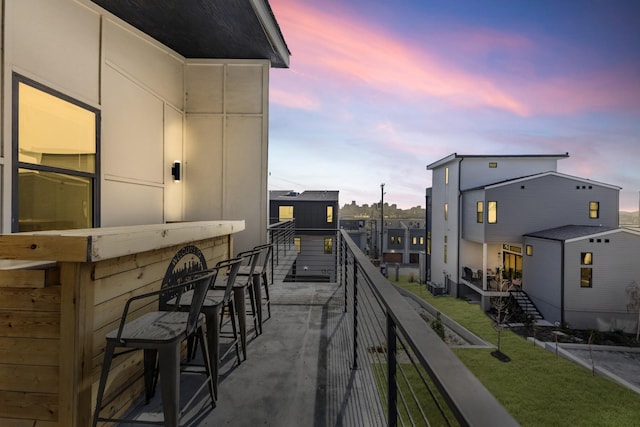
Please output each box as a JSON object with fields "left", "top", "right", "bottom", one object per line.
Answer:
{"left": 0, "top": 233, "right": 230, "bottom": 426}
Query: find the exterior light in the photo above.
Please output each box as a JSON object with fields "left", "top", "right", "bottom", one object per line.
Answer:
{"left": 171, "top": 161, "right": 181, "bottom": 182}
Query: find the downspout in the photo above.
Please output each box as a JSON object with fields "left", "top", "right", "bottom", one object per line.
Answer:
{"left": 456, "top": 158, "right": 464, "bottom": 297}
{"left": 560, "top": 242, "right": 565, "bottom": 326}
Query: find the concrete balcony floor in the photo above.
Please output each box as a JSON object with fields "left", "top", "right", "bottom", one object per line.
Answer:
{"left": 118, "top": 279, "right": 384, "bottom": 426}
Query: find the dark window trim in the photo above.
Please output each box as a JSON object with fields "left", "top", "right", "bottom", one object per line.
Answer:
{"left": 12, "top": 73, "right": 101, "bottom": 232}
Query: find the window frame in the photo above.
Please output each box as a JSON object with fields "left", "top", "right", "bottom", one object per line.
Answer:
{"left": 12, "top": 73, "right": 101, "bottom": 232}
{"left": 476, "top": 201, "right": 484, "bottom": 223}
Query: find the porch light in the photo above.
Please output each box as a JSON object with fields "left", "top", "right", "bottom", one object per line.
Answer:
{"left": 171, "top": 161, "right": 181, "bottom": 182}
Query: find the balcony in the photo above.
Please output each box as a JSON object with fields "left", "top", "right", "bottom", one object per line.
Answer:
{"left": 120, "top": 221, "right": 516, "bottom": 426}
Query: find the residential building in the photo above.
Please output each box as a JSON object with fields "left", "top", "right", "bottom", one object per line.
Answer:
{"left": 270, "top": 190, "right": 339, "bottom": 281}
{"left": 426, "top": 153, "right": 640, "bottom": 332}
{"left": 2, "top": 0, "right": 289, "bottom": 253}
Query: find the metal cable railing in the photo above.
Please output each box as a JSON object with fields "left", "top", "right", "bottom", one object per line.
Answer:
{"left": 338, "top": 230, "right": 519, "bottom": 427}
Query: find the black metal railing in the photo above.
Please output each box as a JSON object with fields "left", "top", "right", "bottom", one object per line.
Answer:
{"left": 267, "top": 219, "right": 296, "bottom": 282}
{"left": 338, "top": 230, "right": 518, "bottom": 427}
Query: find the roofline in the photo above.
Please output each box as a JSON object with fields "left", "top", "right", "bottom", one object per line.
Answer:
{"left": 523, "top": 227, "right": 640, "bottom": 242}
{"left": 478, "top": 171, "right": 622, "bottom": 191}
{"left": 250, "top": 0, "right": 291, "bottom": 68}
{"left": 426, "top": 152, "right": 570, "bottom": 170}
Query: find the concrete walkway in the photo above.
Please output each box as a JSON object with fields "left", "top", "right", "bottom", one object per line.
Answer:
{"left": 118, "top": 280, "right": 384, "bottom": 426}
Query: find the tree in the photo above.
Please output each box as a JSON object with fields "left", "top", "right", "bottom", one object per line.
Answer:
{"left": 626, "top": 280, "right": 640, "bottom": 341}
{"left": 490, "top": 279, "right": 513, "bottom": 361}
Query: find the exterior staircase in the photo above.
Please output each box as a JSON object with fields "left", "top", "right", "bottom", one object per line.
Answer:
{"left": 510, "top": 289, "right": 544, "bottom": 323}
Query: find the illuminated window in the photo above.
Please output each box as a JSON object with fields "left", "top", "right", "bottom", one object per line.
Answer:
{"left": 581, "top": 252, "right": 592, "bottom": 265}
{"left": 476, "top": 201, "right": 484, "bottom": 223}
{"left": 526, "top": 245, "right": 533, "bottom": 256}
{"left": 397, "top": 236, "right": 402, "bottom": 244}
{"left": 489, "top": 162, "right": 497, "bottom": 168}
{"left": 589, "top": 201, "right": 599, "bottom": 219}
{"left": 294, "top": 237, "right": 301, "bottom": 253}
{"left": 580, "top": 268, "right": 592, "bottom": 288}
{"left": 487, "top": 201, "right": 497, "bottom": 224}
{"left": 14, "top": 75, "right": 99, "bottom": 232}
{"left": 279, "top": 205, "right": 294, "bottom": 221}
{"left": 419, "top": 236, "right": 424, "bottom": 245}
{"left": 412, "top": 237, "right": 417, "bottom": 245}
{"left": 444, "top": 203, "right": 448, "bottom": 221}
{"left": 445, "top": 167, "right": 449, "bottom": 184}
{"left": 324, "top": 237, "right": 333, "bottom": 254}
{"left": 326, "top": 206, "right": 333, "bottom": 223}
{"left": 390, "top": 236, "right": 396, "bottom": 244}
{"left": 444, "top": 245, "right": 447, "bottom": 263}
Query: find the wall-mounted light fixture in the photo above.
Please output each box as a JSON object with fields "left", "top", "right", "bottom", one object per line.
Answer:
{"left": 171, "top": 161, "right": 181, "bottom": 182}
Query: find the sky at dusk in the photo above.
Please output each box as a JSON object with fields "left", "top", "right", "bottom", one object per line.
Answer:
{"left": 266, "top": 0, "right": 640, "bottom": 211}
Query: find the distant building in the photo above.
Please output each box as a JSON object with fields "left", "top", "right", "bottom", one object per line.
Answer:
{"left": 270, "top": 190, "right": 339, "bottom": 281}
{"left": 426, "top": 153, "right": 640, "bottom": 332}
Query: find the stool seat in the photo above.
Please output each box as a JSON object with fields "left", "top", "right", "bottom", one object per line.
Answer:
{"left": 105, "top": 311, "right": 202, "bottom": 344}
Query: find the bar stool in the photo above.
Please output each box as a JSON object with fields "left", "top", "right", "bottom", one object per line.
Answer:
{"left": 237, "top": 243, "right": 273, "bottom": 334}
{"left": 215, "top": 248, "right": 261, "bottom": 361}
{"left": 92, "top": 271, "right": 218, "bottom": 427}
{"left": 166, "top": 257, "right": 243, "bottom": 401}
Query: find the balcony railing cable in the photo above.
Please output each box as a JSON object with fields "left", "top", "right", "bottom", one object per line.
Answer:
{"left": 338, "top": 230, "right": 519, "bottom": 427}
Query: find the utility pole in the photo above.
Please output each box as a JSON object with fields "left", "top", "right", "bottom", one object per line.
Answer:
{"left": 380, "top": 183, "right": 385, "bottom": 263}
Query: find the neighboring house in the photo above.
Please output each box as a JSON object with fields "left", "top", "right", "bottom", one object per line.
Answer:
{"left": 2, "top": 0, "right": 290, "bottom": 253}
{"left": 270, "top": 190, "right": 339, "bottom": 281}
{"left": 524, "top": 226, "right": 640, "bottom": 331}
{"left": 426, "top": 153, "right": 640, "bottom": 332}
{"left": 382, "top": 219, "right": 426, "bottom": 264}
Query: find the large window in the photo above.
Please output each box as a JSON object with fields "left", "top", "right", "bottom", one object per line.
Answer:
{"left": 13, "top": 75, "right": 99, "bottom": 232}
{"left": 487, "top": 201, "right": 497, "bottom": 224}
{"left": 589, "top": 201, "right": 599, "bottom": 219}
{"left": 476, "top": 201, "right": 484, "bottom": 223}
{"left": 279, "top": 205, "right": 294, "bottom": 221}
{"left": 444, "top": 203, "right": 448, "bottom": 221}
{"left": 445, "top": 167, "right": 449, "bottom": 185}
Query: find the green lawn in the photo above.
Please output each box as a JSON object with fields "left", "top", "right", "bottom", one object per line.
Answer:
{"left": 391, "top": 279, "right": 640, "bottom": 427}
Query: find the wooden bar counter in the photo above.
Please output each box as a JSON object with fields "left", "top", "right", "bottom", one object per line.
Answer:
{"left": 0, "top": 220, "right": 244, "bottom": 426}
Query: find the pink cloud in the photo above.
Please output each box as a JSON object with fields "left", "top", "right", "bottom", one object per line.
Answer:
{"left": 270, "top": 0, "right": 529, "bottom": 115}
{"left": 270, "top": 0, "right": 640, "bottom": 117}
{"left": 270, "top": 87, "right": 319, "bottom": 110}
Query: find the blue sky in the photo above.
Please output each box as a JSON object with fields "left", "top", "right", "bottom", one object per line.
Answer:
{"left": 267, "top": 0, "right": 640, "bottom": 211}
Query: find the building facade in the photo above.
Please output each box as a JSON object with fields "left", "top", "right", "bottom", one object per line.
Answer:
{"left": 270, "top": 190, "right": 339, "bottom": 281}
{"left": 426, "top": 153, "right": 639, "bottom": 332}
{"left": 2, "top": 0, "right": 290, "bottom": 253}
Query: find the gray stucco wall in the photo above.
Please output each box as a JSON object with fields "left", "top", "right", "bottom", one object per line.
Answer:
{"left": 523, "top": 236, "right": 563, "bottom": 324}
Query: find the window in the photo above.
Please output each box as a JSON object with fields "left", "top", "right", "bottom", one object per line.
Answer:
{"left": 476, "top": 201, "right": 484, "bottom": 223}
{"left": 279, "top": 205, "right": 294, "bottom": 221}
{"left": 489, "top": 162, "right": 497, "bottom": 168}
{"left": 580, "top": 252, "right": 593, "bottom": 287}
{"left": 487, "top": 201, "right": 497, "bottom": 224}
{"left": 294, "top": 237, "right": 301, "bottom": 253}
{"left": 324, "top": 237, "right": 333, "bottom": 254}
{"left": 412, "top": 237, "right": 417, "bottom": 245}
{"left": 445, "top": 167, "right": 449, "bottom": 185}
{"left": 419, "top": 236, "right": 424, "bottom": 245}
{"left": 444, "top": 245, "right": 447, "bottom": 264}
{"left": 444, "top": 203, "right": 448, "bottom": 221}
{"left": 526, "top": 245, "right": 533, "bottom": 256}
{"left": 326, "top": 206, "right": 334, "bottom": 223}
{"left": 589, "top": 201, "right": 599, "bottom": 219}
{"left": 14, "top": 75, "right": 99, "bottom": 232}
{"left": 397, "top": 236, "right": 402, "bottom": 244}
{"left": 444, "top": 235, "right": 448, "bottom": 243}
{"left": 580, "top": 268, "right": 592, "bottom": 288}
{"left": 390, "top": 236, "right": 396, "bottom": 244}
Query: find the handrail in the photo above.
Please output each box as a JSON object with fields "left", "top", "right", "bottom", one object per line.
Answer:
{"left": 339, "top": 230, "right": 519, "bottom": 426}
{"left": 267, "top": 219, "right": 296, "bottom": 283}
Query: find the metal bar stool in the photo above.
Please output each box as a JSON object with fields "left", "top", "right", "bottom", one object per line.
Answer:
{"left": 166, "top": 256, "right": 243, "bottom": 400}
{"left": 215, "top": 248, "right": 261, "bottom": 361}
{"left": 92, "top": 270, "right": 218, "bottom": 427}
{"left": 237, "top": 243, "right": 273, "bottom": 334}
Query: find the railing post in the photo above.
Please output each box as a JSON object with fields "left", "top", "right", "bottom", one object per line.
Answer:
{"left": 343, "top": 236, "right": 348, "bottom": 313}
{"left": 352, "top": 258, "right": 358, "bottom": 370}
{"left": 387, "top": 314, "right": 398, "bottom": 427}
